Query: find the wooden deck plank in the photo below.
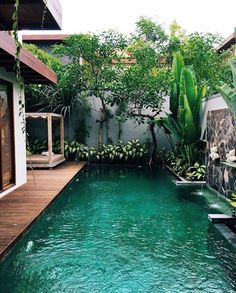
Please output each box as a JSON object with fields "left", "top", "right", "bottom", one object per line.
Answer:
{"left": 0, "top": 161, "right": 86, "bottom": 261}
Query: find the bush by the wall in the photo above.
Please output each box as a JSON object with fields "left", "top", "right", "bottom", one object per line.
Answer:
{"left": 27, "top": 138, "right": 148, "bottom": 163}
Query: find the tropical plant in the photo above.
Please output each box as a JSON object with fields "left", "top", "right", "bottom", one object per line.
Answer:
{"left": 157, "top": 52, "right": 206, "bottom": 164}
{"left": 27, "top": 138, "right": 148, "bottom": 163}
{"left": 185, "top": 162, "right": 206, "bottom": 181}
{"left": 163, "top": 148, "right": 206, "bottom": 181}
{"left": 96, "top": 139, "right": 147, "bottom": 162}
{"left": 217, "top": 58, "right": 236, "bottom": 118}
{"left": 26, "top": 138, "right": 48, "bottom": 154}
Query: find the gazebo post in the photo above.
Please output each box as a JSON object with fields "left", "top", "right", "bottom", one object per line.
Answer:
{"left": 60, "top": 115, "right": 64, "bottom": 156}
{"left": 47, "top": 114, "right": 53, "bottom": 167}
{"left": 25, "top": 112, "right": 66, "bottom": 169}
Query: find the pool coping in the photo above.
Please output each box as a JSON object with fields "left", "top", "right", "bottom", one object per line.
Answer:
{"left": 214, "top": 223, "right": 236, "bottom": 249}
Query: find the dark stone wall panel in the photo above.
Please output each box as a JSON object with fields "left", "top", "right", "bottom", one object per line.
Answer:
{"left": 206, "top": 109, "right": 236, "bottom": 197}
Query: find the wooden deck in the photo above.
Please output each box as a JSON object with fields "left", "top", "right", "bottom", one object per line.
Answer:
{"left": 0, "top": 161, "right": 86, "bottom": 260}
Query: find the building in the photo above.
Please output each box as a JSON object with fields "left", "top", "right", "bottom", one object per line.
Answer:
{"left": 216, "top": 30, "right": 236, "bottom": 53}
{"left": 0, "top": 0, "right": 62, "bottom": 197}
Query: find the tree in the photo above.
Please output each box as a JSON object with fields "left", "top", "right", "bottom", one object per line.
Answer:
{"left": 180, "top": 32, "right": 232, "bottom": 95}
{"left": 24, "top": 44, "right": 86, "bottom": 118}
{"left": 112, "top": 29, "right": 171, "bottom": 165}
{"left": 53, "top": 31, "right": 127, "bottom": 148}
{"left": 218, "top": 58, "right": 236, "bottom": 118}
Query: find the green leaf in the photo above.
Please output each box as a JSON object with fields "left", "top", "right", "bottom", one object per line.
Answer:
{"left": 218, "top": 84, "right": 236, "bottom": 118}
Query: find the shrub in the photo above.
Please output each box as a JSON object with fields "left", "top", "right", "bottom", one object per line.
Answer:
{"left": 27, "top": 139, "right": 148, "bottom": 163}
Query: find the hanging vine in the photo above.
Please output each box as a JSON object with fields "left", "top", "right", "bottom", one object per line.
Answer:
{"left": 41, "top": 0, "right": 48, "bottom": 29}
{"left": 12, "top": 0, "right": 49, "bottom": 133}
{"left": 12, "top": 0, "right": 25, "bottom": 132}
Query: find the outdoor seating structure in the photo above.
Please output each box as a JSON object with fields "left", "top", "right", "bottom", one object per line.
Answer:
{"left": 26, "top": 113, "right": 65, "bottom": 168}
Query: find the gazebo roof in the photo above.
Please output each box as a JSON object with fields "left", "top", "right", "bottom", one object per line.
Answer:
{"left": 25, "top": 112, "right": 62, "bottom": 119}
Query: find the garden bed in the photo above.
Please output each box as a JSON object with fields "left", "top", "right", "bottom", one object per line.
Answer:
{"left": 165, "top": 165, "right": 206, "bottom": 186}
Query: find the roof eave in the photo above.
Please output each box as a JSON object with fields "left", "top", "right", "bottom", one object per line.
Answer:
{"left": 0, "top": 32, "right": 57, "bottom": 84}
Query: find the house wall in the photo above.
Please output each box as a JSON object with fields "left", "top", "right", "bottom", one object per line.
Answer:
{"left": 0, "top": 68, "right": 26, "bottom": 198}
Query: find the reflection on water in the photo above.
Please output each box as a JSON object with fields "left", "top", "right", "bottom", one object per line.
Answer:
{"left": 0, "top": 165, "right": 235, "bottom": 293}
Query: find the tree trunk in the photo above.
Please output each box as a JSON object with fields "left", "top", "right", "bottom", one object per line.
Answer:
{"left": 97, "top": 120, "right": 103, "bottom": 149}
{"left": 97, "top": 99, "right": 106, "bottom": 149}
{"left": 118, "top": 123, "right": 122, "bottom": 141}
{"left": 106, "top": 119, "right": 109, "bottom": 143}
{"left": 149, "top": 120, "right": 157, "bottom": 166}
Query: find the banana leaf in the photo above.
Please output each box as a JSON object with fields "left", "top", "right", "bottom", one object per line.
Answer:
{"left": 193, "top": 84, "right": 207, "bottom": 124}
{"left": 180, "top": 67, "right": 197, "bottom": 119}
{"left": 218, "top": 84, "right": 236, "bottom": 118}
{"left": 173, "top": 52, "right": 184, "bottom": 84}
{"left": 159, "top": 115, "right": 182, "bottom": 141}
{"left": 182, "top": 94, "right": 197, "bottom": 143}
{"left": 230, "top": 58, "right": 236, "bottom": 88}
{"left": 170, "top": 52, "right": 184, "bottom": 118}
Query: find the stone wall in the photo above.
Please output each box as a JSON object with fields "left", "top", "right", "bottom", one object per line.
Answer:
{"left": 206, "top": 108, "right": 236, "bottom": 198}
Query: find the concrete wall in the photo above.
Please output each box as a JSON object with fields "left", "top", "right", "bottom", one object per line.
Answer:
{"left": 200, "top": 93, "right": 228, "bottom": 138}
{"left": 0, "top": 68, "right": 27, "bottom": 198}
{"left": 27, "top": 95, "right": 172, "bottom": 150}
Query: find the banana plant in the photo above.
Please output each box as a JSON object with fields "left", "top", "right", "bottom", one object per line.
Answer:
{"left": 156, "top": 52, "right": 206, "bottom": 163}
{"left": 217, "top": 58, "right": 236, "bottom": 118}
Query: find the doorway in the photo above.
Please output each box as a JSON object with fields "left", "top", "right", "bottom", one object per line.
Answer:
{"left": 0, "top": 80, "right": 15, "bottom": 191}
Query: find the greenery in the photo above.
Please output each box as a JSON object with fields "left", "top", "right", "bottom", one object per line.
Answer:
{"left": 53, "top": 32, "right": 127, "bottom": 148}
{"left": 27, "top": 138, "right": 148, "bottom": 163}
{"left": 163, "top": 148, "right": 206, "bottom": 181}
{"left": 179, "top": 32, "right": 231, "bottom": 95}
{"left": 217, "top": 58, "right": 236, "bottom": 119}
{"left": 157, "top": 52, "right": 206, "bottom": 165}
{"left": 112, "top": 18, "right": 171, "bottom": 165}
{"left": 24, "top": 17, "right": 232, "bottom": 171}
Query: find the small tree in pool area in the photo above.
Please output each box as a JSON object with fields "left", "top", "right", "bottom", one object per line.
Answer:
{"left": 53, "top": 32, "right": 127, "bottom": 149}
{"left": 112, "top": 19, "right": 171, "bottom": 165}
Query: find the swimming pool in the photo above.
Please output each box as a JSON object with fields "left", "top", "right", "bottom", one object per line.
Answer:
{"left": 0, "top": 165, "right": 235, "bottom": 292}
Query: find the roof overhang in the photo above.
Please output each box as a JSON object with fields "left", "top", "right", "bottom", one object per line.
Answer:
{"left": 216, "top": 32, "right": 236, "bottom": 52}
{"left": 22, "top": 34, "right": 70, "bottom": 42}
{"left": 0, "top": 0, "right": 62, "bottom": 30}
{"left": 0, "top": 32, "right": 57, "bottom": 84}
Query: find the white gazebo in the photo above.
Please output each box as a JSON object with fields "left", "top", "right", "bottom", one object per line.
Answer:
{"left": 26, "top": 113, "right": 65, "bottom": 168}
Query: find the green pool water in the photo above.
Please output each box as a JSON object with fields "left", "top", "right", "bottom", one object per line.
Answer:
{"left": 0, "top": 165, "right": 236, "bottom": 293}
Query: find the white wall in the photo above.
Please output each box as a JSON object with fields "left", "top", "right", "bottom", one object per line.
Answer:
{"left": 84, "top": 95, "right": 172, "bottom": 149}
{"left": 200, "top": 94, "right": 228, "bottom": 138}
{"left": 0, "top": 68, "right": 26, "bottom": 198}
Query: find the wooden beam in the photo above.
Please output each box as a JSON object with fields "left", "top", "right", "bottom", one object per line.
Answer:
{"left": 0, "top": 0, "right": 62, "bottom": 30}
{"left": 22, "top": 34, "right": 70, "bottom": 42}
{"left": 60, "top": 115, "right": 64, "bottom": 156}
{"left": 0, "top": 32, "right": 57, "bottom": 84}
{"left": 47, "top": 114, "right": 53, "bottom": 166}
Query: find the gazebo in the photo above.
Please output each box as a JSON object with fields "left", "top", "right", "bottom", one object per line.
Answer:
{"left": 26, "top": 113, "right": 65, "bottom": 168}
